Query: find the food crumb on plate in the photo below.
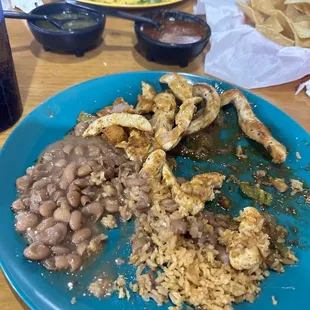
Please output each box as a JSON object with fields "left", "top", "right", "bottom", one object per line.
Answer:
{"left": 118, "top": 287, "right": 126, "bottom": 299}
{"left": 101, "top": 214, "right": 118, "bottom": 229}
{"left": 253, "top": 170, "right": 267, "bottom": 179}
{"left": 236, "top": 145, "right": 248, "bottom": 159}
{"left": 306, "top": 197, "right": 310, "bottom": 204}
{"left": 271, "top": 295, "right": 278, "bottom": 306}
{"left": 116, "top": 275, "right": 125, "bottom": 287}
{"left": 290, "top": 179, "right": 304, "bottom": 196}
{"left": 115, "top": 257, "right": 125, "bottom": 265}
{"left": 129, "top": 282, "right": 138, "bottom": 293}
{"left": 115, "top": 275, "right": 130, "bottom": 300}
{"left": 272, "top": 178, "right": 289, "bottom": 193}
{"left": 88, "top": 277, "right": 114, "bottom": 298}
{"left": 296, "top": 152, "right": 301, "bottom": 159}
{"left": 71, "top": 297, "right": 76, "bottom": 305}
{"left": 67, "top": 282, "right": 74, "bottom": 290}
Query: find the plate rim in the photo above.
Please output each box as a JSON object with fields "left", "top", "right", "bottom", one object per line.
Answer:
{"left": 1, "top": 70, "right": 310, "bottom": 310}
{"left": 77, "top": 0, "right": 182, "bottom": 9}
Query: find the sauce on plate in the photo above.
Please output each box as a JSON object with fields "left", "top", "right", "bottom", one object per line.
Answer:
{"left": 141, "top": 17, "right": 207, "bottom": 44}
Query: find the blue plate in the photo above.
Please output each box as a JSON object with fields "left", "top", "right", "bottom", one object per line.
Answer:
{"left": 1, "top": 71, "right": 310, "bottom": 310}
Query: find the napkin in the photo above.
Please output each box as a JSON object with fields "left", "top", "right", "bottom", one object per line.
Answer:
{"left": 1, "top": 0, "right": 12, "bottom": 10}
{"left": 296, "top": 79, "right": 310, "bottom": 97}
{"left": 195, "top": 0, "right": 310, "bottom": 89}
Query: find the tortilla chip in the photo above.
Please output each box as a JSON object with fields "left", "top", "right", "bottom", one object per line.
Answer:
{"left": 293, "top": 3, "right": 310, "bottom": 15}
{"left": 295, "top": 35, "right": 310, "bottom": 47}
{"left": 285, "top": 3, "right": 302, "bottom": 20}
{"left": 285, "top": 0, "right": 310, "bottom": 4}
{"left": 262, "top": 15, "right": 284, "bottom": 32}
{"left": 292, "top": 20, "right": 310, "bottom": 38}
{"left": 294, "top": 14, "right": 310, "bottom": 22}
{"left": 268, "top": 9, "right": 296, "bottom": 39}
{"left": 242, "top": 0, "right": 310, "bottom": 47}
{"left": 251, "top": 0, "right": 275, "bottom": 14}
{"left": 257, "top": 24, "right": 295, "bottom": 46}
{"left": 271, "top": 0, "right": 286, "bottom": 10}
{"left": 237, "top": 0, "right": 266, "bottom": 24}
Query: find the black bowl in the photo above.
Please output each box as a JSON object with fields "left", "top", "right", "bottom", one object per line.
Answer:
{"left": 28, "top": 1, "right": 105, "bottom": 57}
{"left": 134, "top": 10, "right": 211, "bottom": 67}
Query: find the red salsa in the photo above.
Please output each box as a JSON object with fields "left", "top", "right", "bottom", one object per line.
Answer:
{"left": 141, "top": 17, "right": 207, "bottom": 45}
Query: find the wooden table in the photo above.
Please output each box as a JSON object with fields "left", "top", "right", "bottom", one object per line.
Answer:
{"left": 1, "top": 0, "right": 310, "bottom": 309}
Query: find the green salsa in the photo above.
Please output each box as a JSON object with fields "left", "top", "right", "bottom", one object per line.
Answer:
{"left": 35, "top": 12, "right": 98, "bottom": 32}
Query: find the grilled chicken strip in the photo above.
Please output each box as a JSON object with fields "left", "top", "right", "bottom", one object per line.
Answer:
{"left": 160, "top": 73, "right": 193, "bottom": 101}
{"left": 155, "top": 97, "right": 202, "bottom": 151}
{"left": 151, "top": 92, "right": 177, "bottom": 135}
{"left": 185, "top": 83, "right": 221, "bottom": 136}
{"left": 83, "top": 113, "right": 153, "bottom": 137}
{"left": 136, "top": 82, "right": 157, "bottom": 114}
{"left": 220, "top": 89, "right": 287, "bottom": 163}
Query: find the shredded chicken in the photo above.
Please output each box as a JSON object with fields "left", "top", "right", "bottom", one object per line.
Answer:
{"left": 162, "top": 163, "right": 206, "bottom": 216}
{"left": 155, "top": 97, "right": 202, "bottom": 151}
{"left": 159, "top": 73, "right": 193, "bottom": 101}
{"left": 140, "top": 150, "right": 224, "bottom": 216}
{"left": 102, "top": 125, "right": 128, "bottom": 146}
{"left": 220, "top": 90, "right": 287, "bottom": 163}
{"left": 83, "top": 113, "right": 153, "bottom": 137}
{"left": 185, "top": 83, "right": 221, "bottom": 136}
{"left": 96, "top": 97, "right": 135, "bottom": 117}
{"left": 136, "top": 82, "right": 157, "bottom": 114}
{"left": 180, "top": 173, "right": 226, "bottom": 201}
{"left": 162, "top": 163, "right": 224, "bottom": 216}
{"left": 219, "top": 207, "right": 270, "bottom": 271}
{"left": 117, "top": 129, "right": 152, "bottom": 162}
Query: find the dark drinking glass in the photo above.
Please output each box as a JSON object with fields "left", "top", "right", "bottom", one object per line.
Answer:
{"left": 0, "top": 2, "right": 23, "bottom": 133}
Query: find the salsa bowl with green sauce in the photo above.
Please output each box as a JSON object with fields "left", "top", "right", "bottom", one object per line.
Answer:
{"left": 28, "top": 1, "right": 105, "bottom": 57}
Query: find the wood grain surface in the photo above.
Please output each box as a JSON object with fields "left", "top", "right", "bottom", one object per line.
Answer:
{"left": 1, "top": 0, "right": 310, "bottom": 309}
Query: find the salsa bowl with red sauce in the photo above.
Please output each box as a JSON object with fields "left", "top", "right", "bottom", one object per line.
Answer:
{"left": 134, "top": 10, "right": 211, "bottom": 67}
